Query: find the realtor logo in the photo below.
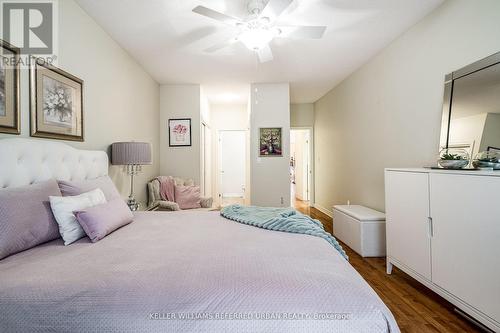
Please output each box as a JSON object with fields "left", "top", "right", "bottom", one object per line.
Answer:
{"left": 2, "top": 1, "right": 54, "bottom": 54}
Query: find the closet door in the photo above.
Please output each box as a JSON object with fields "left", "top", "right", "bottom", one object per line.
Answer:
{"left": 385, "top": 171, "right": 432, "bottom": 280}
{"left": 430, "top": 173, "right": 500, "bottom": 323}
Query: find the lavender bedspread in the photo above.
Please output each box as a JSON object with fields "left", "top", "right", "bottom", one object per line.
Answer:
{"left": 0, "top": 211, "right": 399, "bottom": 333}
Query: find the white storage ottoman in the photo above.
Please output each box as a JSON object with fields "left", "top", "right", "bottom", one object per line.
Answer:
{"left": 332, "top": 205, "right": 386, "bottom": 257}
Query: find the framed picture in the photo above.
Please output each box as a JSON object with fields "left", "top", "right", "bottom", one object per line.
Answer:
{"left": 260, "top": 127, "right": 282, "bottom": 156}
{"left": 169, "top": 118, "right": 191, "bottom": 147}
{"left": 0, "top": 40, "right": 20, "bottom": 135}
{"left": 487, "top": 146, "right": 500, "bottom": 153}
{"left": 30, "top": 57, "right": 84, "bottom": 141}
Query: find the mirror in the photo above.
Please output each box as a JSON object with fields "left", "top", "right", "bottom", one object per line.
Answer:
{"left": 440, "top": 52, "right": 500, "bottom": 160}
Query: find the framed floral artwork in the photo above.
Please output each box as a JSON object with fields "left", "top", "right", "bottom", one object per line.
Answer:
{"left": 260, "top": 127, "right": 282, "bottom": 157}
{"left": 0, "top": 39, "right": 20, "bottom": 135}
{"left": 30, "top": 57, "right": 84, "bottom": 141}
{"left": 169, "top": 118, "right": 191, "bottom": 147}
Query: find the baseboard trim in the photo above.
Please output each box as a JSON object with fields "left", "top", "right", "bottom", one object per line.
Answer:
{"left": 314, "top": 204, "right": 333, "bottom": 218}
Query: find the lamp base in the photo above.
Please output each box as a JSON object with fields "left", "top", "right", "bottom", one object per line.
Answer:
{"left": 127, "top": 196, "right": 139, "bottom": 211}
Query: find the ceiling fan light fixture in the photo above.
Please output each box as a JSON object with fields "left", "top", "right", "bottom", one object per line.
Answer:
{"left": 238, "top": 28, "right": 275, "bottom": 51}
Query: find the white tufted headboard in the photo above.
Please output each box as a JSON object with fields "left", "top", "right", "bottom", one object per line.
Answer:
{"left": 0, "top": 138, "right": 109, "bottom": 189}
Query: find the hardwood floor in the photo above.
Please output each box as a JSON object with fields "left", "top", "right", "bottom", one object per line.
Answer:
{"left": 295, "top": 202, "right": 483, "bottom": 333}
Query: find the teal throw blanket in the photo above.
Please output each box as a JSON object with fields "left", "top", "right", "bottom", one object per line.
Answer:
{"left": 220, "top": 205, "right": 348, "bottom": 260}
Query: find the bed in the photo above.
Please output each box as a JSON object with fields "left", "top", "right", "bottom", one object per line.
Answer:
{"left": 0, "top": 139, "right": 399, "bottom": 332}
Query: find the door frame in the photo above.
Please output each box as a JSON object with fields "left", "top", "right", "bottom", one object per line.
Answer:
{"left": 217, "top": 129, "right": 248, "bottom": 206}
{"left": 200, "top": 121, "right": 211, "bottom": 197}
{"left": 290, "top": 127, "right": 314, "bottom": 206}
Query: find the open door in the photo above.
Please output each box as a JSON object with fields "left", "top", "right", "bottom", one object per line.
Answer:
{"left": 290, "top": 129, "right": 312, "bottom": 207}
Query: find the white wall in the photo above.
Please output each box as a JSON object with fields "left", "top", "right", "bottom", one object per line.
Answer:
{"left": 159, "top": 85, "right": 201, "bottom": 184}
{"left": 480, "top": 113, "right": 500, "bottom": 151}
{"left": 210, "top": 104, "right": 248, "bottom": 129}
{"left": 0, "top": 0, "right": 160, "bottom": 205}
{"left": 448, "top": 113, "right": 500, "bottom": 158}
{"left": 209, "top": 103, "right": 248, "bottom": 204}
{"left": 314, "top": 0, "right": 500, "bottom": 213}
{"left": 291, "top": 103, "right": 314, "bottom": 128}
{"left": 250, "top": 83, "right": 290, "bottom": 207}
{"left": 449, "top": 113, "right": 487, "bottom": 158}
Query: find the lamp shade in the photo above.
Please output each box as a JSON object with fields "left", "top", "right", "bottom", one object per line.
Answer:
{"left": 111, "top": 142, "right": 152, "bottom": 165}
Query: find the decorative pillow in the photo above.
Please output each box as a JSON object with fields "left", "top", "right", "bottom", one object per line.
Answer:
{"left": 49, "top": 189, "right": 107, "bottom": 245}
{"left": 0, "top": 179, "right": 62, "bottom": 260}
{"left": 173, "top": 177, "right": 194, "bottom": 187}
{"left": 174, "top": 185, "right": 201, "bottom": 210}
{"left": 75, "top": 199, "right": 133, "bottom": 243}
{"left": 58, "top": 176, "right": 121, "bottom": 201}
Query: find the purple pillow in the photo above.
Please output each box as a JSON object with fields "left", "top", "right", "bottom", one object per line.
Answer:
{"left": 0, "top": 179, "right": 62, "bottom": 260}
{"left": 74, "top": 198, "right": 133, "bottom": 243}
{"left": 174, "top": 185, "right": 201, "bottom": 210}
{"left": 58, "top": 176, "right": 121, "bottom": 201}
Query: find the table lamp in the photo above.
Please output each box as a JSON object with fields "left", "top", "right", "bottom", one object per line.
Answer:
{"left": 111, "top": 142, "right": 152, "bottom": 211}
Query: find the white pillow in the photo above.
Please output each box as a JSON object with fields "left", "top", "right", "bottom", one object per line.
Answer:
{"left": 49, "top": 188, "right": 107, "bottom": 245}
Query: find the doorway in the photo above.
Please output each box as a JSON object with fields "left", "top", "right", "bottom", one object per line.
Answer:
{"left": 290, "top": 128, "right": 313, "bottom": 209}
{"left": 218, "top": 130, "right": 246, "bottom": 207}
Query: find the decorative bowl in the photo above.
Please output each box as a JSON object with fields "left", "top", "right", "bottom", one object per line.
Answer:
{"left": 437, "top": 148, "right": 469, "bottom": 169}
{"left": 438, "top": 159, "right": 469, "bottom": 169}
{"left": 472, "top": 151, "right": 500, "bottom": 170}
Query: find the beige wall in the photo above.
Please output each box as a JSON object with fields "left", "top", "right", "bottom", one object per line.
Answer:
{"left": 0, "top": 0, "right": 160, "bottom": 205}
{"left": 250, "top": 83, "right": 291, "bottom": 207}
{"left": 159, "top": 85, "right": 201, "bottom": 184}
{"left": 291, "top": 103, "right": 314, "bottom": 128}
{"left": 314, "top": 0, "right": 500, "bottom": 213}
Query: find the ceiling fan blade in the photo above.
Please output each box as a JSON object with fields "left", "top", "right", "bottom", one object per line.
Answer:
{"left": 192, "top": 5, "right": 242, "bottom": 26}
{"left": 278, "top": 26, "right": 327, "bottom": 39}
{"left": 204, "top": 38, "right": 238, "bottom": 53}
{"left": 260, "top": 0, "right": 293, "bottom": 20}
{"left": 257, "top": 45, "right": 273, "bottom": 63}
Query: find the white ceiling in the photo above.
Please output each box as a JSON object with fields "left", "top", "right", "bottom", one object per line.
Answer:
{"left": 76, "top": 0, "right": 443, "bottom": 104}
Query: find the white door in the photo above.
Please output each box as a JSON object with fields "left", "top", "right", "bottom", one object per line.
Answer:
{"left": 290, "top": 129, "right": 311, "bottom": 201}
{"left": 430, "top": 173, "right": 500, "bottom": 322}
{"left": 385, "top": 171, "right": 432, "bottom": 280}
{"left": 219, "top": 131, "right": 246, "bottom": 198}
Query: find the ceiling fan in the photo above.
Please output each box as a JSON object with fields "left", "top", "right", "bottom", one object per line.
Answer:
{"left": 192, "top": 0, "right": 327, "bottom": 63}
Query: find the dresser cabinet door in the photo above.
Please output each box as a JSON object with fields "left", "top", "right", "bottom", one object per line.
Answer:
{"left": 385, "top": 171, "right": 432, "bottom": 280}
{"left": 430, "top": 174, "right": 500, "bottom": 323}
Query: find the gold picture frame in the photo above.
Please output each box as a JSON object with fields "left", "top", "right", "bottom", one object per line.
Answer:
{"left": 0, "top": 39, "right": 20, "bottom": 135}
{"left": 30, "top": 57, "right": 84, "bottom": 141}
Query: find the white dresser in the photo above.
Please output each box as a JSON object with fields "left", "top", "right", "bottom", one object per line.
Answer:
{"left": 385, "top": 168, "right": 500, "bottom": 332}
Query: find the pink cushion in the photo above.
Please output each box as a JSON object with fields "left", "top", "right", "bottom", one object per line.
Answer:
{"left": 174, "top": 185, "right": 201, "bottom": 210}
{"left": 74, "top": 199, "right": 133, "bottom": 243}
